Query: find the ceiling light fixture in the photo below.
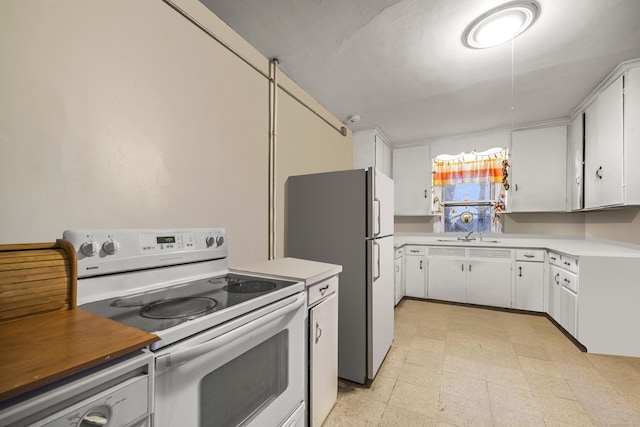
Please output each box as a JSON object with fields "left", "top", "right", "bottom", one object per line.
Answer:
{"left": 462, "top": 1, "right": 540, "bottom": 49}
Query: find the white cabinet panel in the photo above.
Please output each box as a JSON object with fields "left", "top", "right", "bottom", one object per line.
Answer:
{"left": 561, "top": 287, "right": 578, "bottom": 337}
{"left": 548, "top": 263, "right": 562, "bottom": 323}
{"left": 567, "top": 113, "right": 584, "bottom": 211}
{"left": 510, "top": 126, "right": 567, "bottom": 212}
{"left": 394, "top": 256, "right": 404, "bottom": 305}
{"left": 354, "top": 128, "right": 392, "bottom": 177}
{"left": 404, "top": 251, "right": 426, "bottom": 298}
{"left": 466, "top": 259, "right": 512, "bottom": 307}
{"left": 584, "top": 75, "right": 624, "bottom": 208}
{"left": 309, "top": 293, "right": 338, "bottom": 427}
{"left": 428, "top": 258, "right": 466, "bottom": 302}
{"left": 393, "top": 145, "right": 431, "bottom": 215}
{"left": 514, "top": 261, "right": 544, "bottom": 311}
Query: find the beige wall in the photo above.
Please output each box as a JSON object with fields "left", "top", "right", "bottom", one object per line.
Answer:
{"left": 503, "top": 213, "right": 585, "bottom": 236}
{"left": 0, "top": 0, "right": 351, "bottom": 266}
{"left": 585, "top": 208, "right": 640, "bottom": 244}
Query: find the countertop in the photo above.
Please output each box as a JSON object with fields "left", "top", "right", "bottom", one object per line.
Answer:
{"left": 394, "top": 233, "right": 640, "bottom": 258}
{"left": 0, "top": 309, "right": 158, "bottom": 402}
{"left": 231, "top": 257, "right": 342, "bottom": 286}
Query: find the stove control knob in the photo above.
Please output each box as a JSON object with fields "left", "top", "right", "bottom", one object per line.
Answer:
{"left": 80, "top": 241, "right": 99, "bottom": 257}
{"left": 216, "top": 235, "right": 224, "bottom": 247}
{"left": 102, "top": 240, "right": 121, "bottom": 255}
{"left": 205, "top": 236, "right": 216, "bottom": 248}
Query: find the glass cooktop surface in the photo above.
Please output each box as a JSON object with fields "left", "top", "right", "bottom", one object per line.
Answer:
{"left": 80, "top": 273, "right": 298, "bottom": 333}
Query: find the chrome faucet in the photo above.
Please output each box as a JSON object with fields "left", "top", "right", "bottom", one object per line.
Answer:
{"left": 457, "top": 231, "right": 476, "bottom": 241}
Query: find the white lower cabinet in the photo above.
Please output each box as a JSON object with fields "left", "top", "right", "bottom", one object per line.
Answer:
{"left": 309, "top": 291, "right": 338, "bottom": 427}
{"left": 514, "top": 250, "right": 545, "bottom": 311}
{"left": 548, "top": 262, "right": 562, "bottom": 323}
{"left": 394, "top": 247, "right": 404, "bottom": 305}
{"left": 561, "top": 286, "right": 578, "bottom": 337}
{"left": 428, "top": 247, "right": 512, "bottom": 307}
{"left": 404, "top": 246, "right": 426, "bottom": 298}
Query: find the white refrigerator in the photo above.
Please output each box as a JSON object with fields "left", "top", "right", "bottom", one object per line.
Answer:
{"left": 285, "top": 167, "right": 394, "bottom": 384}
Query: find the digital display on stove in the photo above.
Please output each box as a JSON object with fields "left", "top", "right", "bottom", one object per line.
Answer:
{"left": 156, "top": 236, "right": 176, "bottom": 244}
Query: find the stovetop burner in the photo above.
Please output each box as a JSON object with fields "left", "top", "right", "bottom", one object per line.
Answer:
{"left": 223, "top": 280, "right": 277, "bottom": 294}
{"left": 140, "top": 297, "right": 217, "bottom": 319}
{"left": 80, "top": 273, "right": 300, "bottom": 336}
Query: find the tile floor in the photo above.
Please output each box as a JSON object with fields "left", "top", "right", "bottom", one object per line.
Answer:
{"left": 323, "top": 299, "right": 640, "bottom": 427}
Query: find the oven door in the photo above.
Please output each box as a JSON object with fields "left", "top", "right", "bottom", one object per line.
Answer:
{"left": 153, "top": 293, "right": 306, "bottom": 427}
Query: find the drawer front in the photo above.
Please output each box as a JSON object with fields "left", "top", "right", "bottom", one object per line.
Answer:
{"left": 548, "top": 251, "right": 561, "bottom": 267}
{"left": 307, "top": 275, "right": 338, "bottom": 307}
{"left": 561, "top": 270, "right": 578, "bottom": 293}
{"left": 515, "top": 249, "right": 545, "bottom": 262}
{"left": 561, "top": 255, "right": 579, "bottom": 274}
{"left": 405, "top": 246, "right": 426, "bottom": 256}
{"left": 395, "top": 247, "right": 405, "bottom": 259}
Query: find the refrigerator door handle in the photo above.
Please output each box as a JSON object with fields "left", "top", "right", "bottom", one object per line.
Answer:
{"left": 373, "top": 240, "right": 381, "bottom": 281}
{"left": 374, "top": 198, "right": 381, "bottom": 237}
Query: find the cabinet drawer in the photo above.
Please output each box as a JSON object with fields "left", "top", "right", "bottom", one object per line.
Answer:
{"left": 561, "top": 255, "right": 579, "bottom": 274}
{"left": 395, "top": 247, "right": 405, "bottom": 259}
{"left": 307, "top": 275, "right": 338, "bottom": 307}
{"left": 561, "top": 270, "right": 578, "bottom": 293}
{"left": 515, "top": 249, "right": 545, "bottom": 262}
{"left": 548, "top": 251, "right": 561, "bottom": 266}
{"left": 405, "top": 246, "right": 426, "bottom": 256}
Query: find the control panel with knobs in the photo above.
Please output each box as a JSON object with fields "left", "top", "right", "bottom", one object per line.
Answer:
{"left": 63, "top": 228, "right": 228, "bottom": 278}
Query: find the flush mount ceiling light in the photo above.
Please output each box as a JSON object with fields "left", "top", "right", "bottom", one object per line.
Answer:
{"left": 462, "top": 1, "right": 540, "bottom": 49}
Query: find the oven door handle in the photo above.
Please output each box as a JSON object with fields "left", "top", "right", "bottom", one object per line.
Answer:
{"left": 155, "top": 293, "right": 305, "bottom": 372}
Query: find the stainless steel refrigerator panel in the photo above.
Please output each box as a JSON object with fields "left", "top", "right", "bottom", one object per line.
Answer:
{"left": 285, "top": 170, "right": 369, "bottom": 383}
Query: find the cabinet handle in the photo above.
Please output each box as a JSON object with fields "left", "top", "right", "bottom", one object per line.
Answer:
{"left": 550, "top": 256, "right": 556, "bottom": 261}
{"left": 315, "top": 322, "right": 322, "bottom": 343}
{"left": 396, "top": 265, "right": 399, "bottom": 272}
{"left": 555, "top": 273, "right": 560, "bottom": 284}
{"left": 468, "top": 264, "right": 472, "bottom": 272}
{"left": 319, "top": 285, "right": 329, "bottom": 296}
{"left": 518, "top": 266, "right": 522, "bottom": 277}
{"left": 461, "top": 264, "right": 464, "bottom": 272}
{"left": 515, "top": 184, "right": 519, "bottom": 191}
{"left": 595, "top": 166, "right": 603, "bottom": 179}
{"left": 419, "top": 260, "right": 423, "bottom": 270}
{"left": 524, "top": 254, "right": 535, "bottom": 258}
{"left": 424, "top": 189, "right": 428, "bottom": 198}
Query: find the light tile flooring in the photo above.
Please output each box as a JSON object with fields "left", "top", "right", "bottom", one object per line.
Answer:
{"left": 323, "top": 299, "right": 640, "bottom": 427}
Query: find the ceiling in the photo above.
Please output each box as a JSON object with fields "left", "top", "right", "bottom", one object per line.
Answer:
{"left": 199, "top": 0, "right": 640, "bottom": 146}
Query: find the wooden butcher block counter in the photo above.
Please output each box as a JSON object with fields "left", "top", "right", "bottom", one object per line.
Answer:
{"left": 0, "top": 240, "right": 158, "bottom": 402}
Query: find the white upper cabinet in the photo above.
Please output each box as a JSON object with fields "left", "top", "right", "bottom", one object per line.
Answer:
{"left": 584, "top": 75, "right": 624, "bottom": 209}
{"left": 625, "top": 67, "right": 640, "bottom": 205}
{"left": 392, "top": 145, "right": 431, "bottom": 215}
{"left": 353, "top": 128, "right": 392, "bottom": 177}
{"left": 567, "top": 114, "right": 584, "bottom": 211}
{"left": 510, "top": 126, "right": 567, "bottom": 212}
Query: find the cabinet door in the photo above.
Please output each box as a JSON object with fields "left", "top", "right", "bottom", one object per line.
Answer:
{"left": 567, "top": 114, "right": 584, "bottom": 211}
{"left": 510, "top": 126, "right": 567, "bottom": 212}
{"left": 428, "top": 258, "right": 466, "bottom": 302}
{"left": 467, "top": 259, "right": 512, "bottom": 308}
{"left": 584, "top": 75, "right": 624, "bottom": 208}
{"left": 309, "top": 293, "right": 338, "bottom": 427}
{"left": 548, "top": 264, "right": 562, "bottom": 322}
{"left": 560, "top": 287, "right": 577, "bottom": 337}
{"left": 393, "top": 145, "right": 431, "bottom": 215}
{"left": 514, "top": 261, "right": 544, "bottom": 311}
{"left": 394, "top": 257, "right": 404, "bottom": 305}
{"left": 404, "top": 255, "right": 426, "bottom": 298}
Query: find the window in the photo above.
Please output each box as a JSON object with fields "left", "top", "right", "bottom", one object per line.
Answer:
{"left": 432, "top": 148, "right": 509, "bottom": 234}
